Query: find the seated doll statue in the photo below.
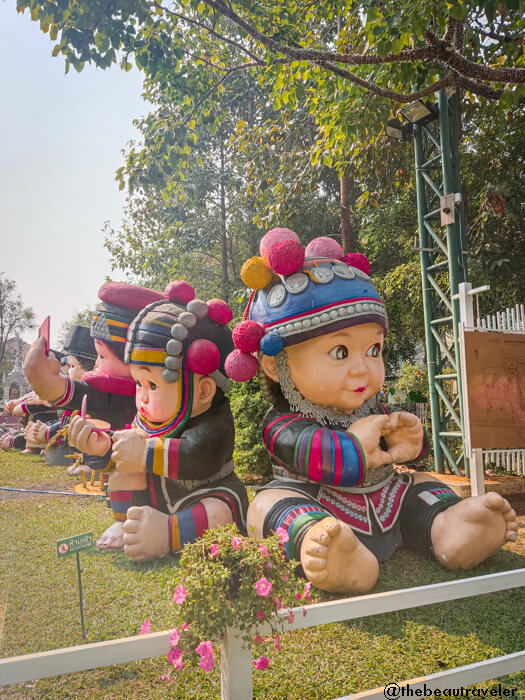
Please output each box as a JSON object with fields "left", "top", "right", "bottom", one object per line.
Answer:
{"left": 23, "top": 280, "right": 169, "bottom": 549}
{"left": 1, "top": 392, "right": 58, "bottom": 453}
{"left": 27, "top": 325, "right": 98, "bottom": 468}
{"left": 225, "top": 229, "right": 518, "bottom": 594}
{"left": 68, "top": 282, "right": 248, "bottom": 562}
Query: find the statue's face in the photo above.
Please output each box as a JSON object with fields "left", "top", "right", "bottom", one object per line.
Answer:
{"left": 93, "top": 339, "right": 130, "bottom": 378}
{"left": 283, "top": 323, "right": 385, "bottom": 413}
{"left": 67, "top": 355, "right": 85, "bottom": 381}
{"left": 131, "top": 364, "right": 181, "bottom": 424}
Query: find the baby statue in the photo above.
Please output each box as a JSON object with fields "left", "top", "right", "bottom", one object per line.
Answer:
{"left": 225, "top": 229, "right": 519, "bottom": 593}
{"left": 68, "top": 282, "right": 248, "bottom": 561}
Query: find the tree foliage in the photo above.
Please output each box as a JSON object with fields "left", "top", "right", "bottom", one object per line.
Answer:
{"left": 0, "top": 273, "right": 35, "bottom": 385}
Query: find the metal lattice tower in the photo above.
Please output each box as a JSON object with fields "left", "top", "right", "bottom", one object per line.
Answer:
{"left": 413, "top": 89, "right": 469, "bottom": 475}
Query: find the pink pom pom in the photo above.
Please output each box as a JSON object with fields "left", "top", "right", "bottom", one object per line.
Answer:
{"left": 342, "top": 253, "right": 370, "bottom": 275}
{"left": 267, "top": 240, "right": 305, "bottom": 275}
{"left": 304, "top": 237, "right": 344, "bottom": 260}
{"left": 260, "top": 228, "right": 300, "bottom": 261}
{"left": 225, "top": 350, "right": 258, "bottom": 382}
{"left": 164, "top": 281, "right": 195, "bottom": 304}
{"left": 98, "top": 282, "right": 163, "bottom": 310}
{"left": 207, "top": 299, "right": 233, "bottom": 325}
{"left": 232, "top": 321, "right": 265, "bottom": 353}
{"left": 186, "top": 340, "right": 220, "bottom": 375}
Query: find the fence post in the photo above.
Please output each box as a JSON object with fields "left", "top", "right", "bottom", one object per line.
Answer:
{"left": 220, "top": 627, "right": 253, "bottom": 700}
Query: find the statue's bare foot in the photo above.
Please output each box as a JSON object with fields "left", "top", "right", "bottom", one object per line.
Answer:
{"left": 431, "top": 491, "right": 519, "bottom": 570}
{"left": 122, "top": 506, "right": 170, "bottom": 562}
{"left": 300, "top": 517, "right": 379, "bottom": 594}
{"left": 95, "top": 521, "right": 126, "bottom": 552}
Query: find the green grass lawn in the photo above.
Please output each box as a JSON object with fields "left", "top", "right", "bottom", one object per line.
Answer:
{"left": 1, "top": 450, "right": 524, "bottom": 699}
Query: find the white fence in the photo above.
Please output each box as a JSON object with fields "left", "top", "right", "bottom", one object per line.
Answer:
{"left": 1, "top": 569, "right": 525, "bottom": 699}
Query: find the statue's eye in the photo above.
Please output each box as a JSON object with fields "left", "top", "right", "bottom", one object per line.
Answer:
{"left": 366, "top": 344, "right": 381, "bottom": 358}
{"left": 136, "top": 380, "right": 142, "bottom": 388}
{"left": 150, "top": 382, "right": 157, "bottom": 391}
{"left": 329, "top": 345, "right": 348, "bottom": 360}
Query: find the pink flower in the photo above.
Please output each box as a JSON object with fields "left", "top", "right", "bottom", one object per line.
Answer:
{"left": 255, "top": 576, "right": 272, "bottom": 597}
{"left": 256, "top": 610, "right": 264, "bottom": 620}
{"left": 160, "top": 673, "right": 173, "bottom": 682}
{"left": 199, "top": 654, "right": 215, "bottom": 673}
{"left": 266, "top": 561, "right": 273, "bottom": 569}
{"left": 168, "top": 648, "right": 183, "bottom": 667}
{"left": 173, "top": 585, "right": 188, "bottom": 604}
{"left": 287, "top": 610, "right": 295, "bottom": 624}
{"left": 182, "top": 622, "right": 189, "bottom": 630}
{"left": 304, "top": 582, "right": 312, "bottom": 600}
{"left": 195, "top": 640, "right": 213, "bottom": 657}
{"left": 169, "top": 628, "right": 181, "bottom": 647}
{"left": 275, "top": 526, "right": 289, "bottom": 544}
{"left": 232, "top": 536, "right": 242, "bottom": 550}
{"left": 140, "top": 619, "right": 151, "bottom": 635}
{"left": 295, "top": 593, "right": 302, "bottom": 600}
{"left": 195, "top": 642, "right": 215, "bottom": 673}
{"left": 274, "top": 596, "right": 282, "bottom": 610}
{"left": 253, "top": 656, "right": 270, "bottom": 670}
{"left": 253, "top": 634, "right": 264, "bottom": 644}
{"left": 258, "top": 544, "right": 269, "bottom": 556}
{"left": 275, "top": 634, "right": 281, "bottom": 651}
{"left": 210, "top": 543, "right": 218, "bottom": 556}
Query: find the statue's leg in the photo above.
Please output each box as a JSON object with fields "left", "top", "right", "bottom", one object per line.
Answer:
{"left": 248, "top": 488, "right": 379, "bottom": 594}
{"left": 122, "top": 497, "right": 233, "bottom": 562}
{"left": 402, "top": 473, "right": 519, "bottom": 570}
{"left": 95, "top": 471, "right": 148, "bottom": 552}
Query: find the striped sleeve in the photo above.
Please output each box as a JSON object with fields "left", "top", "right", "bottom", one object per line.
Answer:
{"left": 145, "top": 437, "right": 181, "bottom": 479}
{"left": 263, "top": 413, "right": 366, "bottom": 487}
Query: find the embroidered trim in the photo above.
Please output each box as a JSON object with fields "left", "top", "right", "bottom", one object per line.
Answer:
{"left": 275, "top": 351, "right": 376, "bottom": 428}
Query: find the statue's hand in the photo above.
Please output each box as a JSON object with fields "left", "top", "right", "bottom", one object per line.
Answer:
{"left": 383, "top": 411, "right": 423, "bottom": 464}
{"left": 348, "top": 414, "right": 392, "bottom": 469}
{"left": 22, "top": 337, "right": 65, "bottom": 403}
{"left": 68, "top": 415, "right": 112, "bottom": 456}
{"left": 112, "top": 429, "right": 149, "bottom": 473}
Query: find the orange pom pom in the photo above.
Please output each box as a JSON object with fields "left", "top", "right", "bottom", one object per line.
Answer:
{"left": 240, "top": 257, "right": 273, "bottom": 290}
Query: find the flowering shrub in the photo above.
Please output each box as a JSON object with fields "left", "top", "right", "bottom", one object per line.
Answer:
{"left": 153, "top": 524, "right": 307, "bottom": 677}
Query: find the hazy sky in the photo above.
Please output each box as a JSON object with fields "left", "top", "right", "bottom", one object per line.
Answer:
{"left": 0, "top": 3, "right": 147, "bottom": 347}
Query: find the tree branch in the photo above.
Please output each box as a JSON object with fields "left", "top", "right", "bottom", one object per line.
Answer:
{"left": 425, "top": 31, "right": 525, "bottom": 83}
{"left": 181, "top": 62, "right": 261, "bottom": 125}
{"left": 155, "top": 1, "right": 264, "bottom": 64}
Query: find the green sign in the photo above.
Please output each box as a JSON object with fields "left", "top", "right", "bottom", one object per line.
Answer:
{"left": 57, "top": 532, "right": 93, "bottom": 558}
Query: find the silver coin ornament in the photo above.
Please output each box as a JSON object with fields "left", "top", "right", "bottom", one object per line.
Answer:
{"left": 267, "top": 284, "right": 287, "bottom": 307}
{"left": 171, "top": 324, "right": 188, "bottom": 340}
{"left": 166, "top": 338, "right": 183, "bottom": 356}
{"left": 311, "top": 266, "right": 334, "bottom": 284}
{"left": 284, "top": 273, "right": 309, "bottom": 294}
{"left": 333, "top": 264, "right": 355, "bottom": 280}
{"left": 162, "top": 368, "right": 179, "bottom": 383}
{"left": 353, "top": 268, "right": 371, "bottom": 281}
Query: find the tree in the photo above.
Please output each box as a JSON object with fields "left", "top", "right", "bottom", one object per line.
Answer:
{"left": 0, "top": 273, "right": 35, "bottom": 387}
{"left": 57, "top": 306, "right": 96, "bottom": 348}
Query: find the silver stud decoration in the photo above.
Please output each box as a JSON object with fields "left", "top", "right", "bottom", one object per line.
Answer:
{"left": 267, "top": 301, "right": 387, "bottom": 337}
{"left": 171, "top": 324, "right": 188, "bottom": 340}
{"left": 167, "top": 338, "right": 183, "bottom": 356}
{"left": 165, "top": 355, "right": 181, "bottom": 371}
{"left": 186, "top": 299, "right": 208, "bottom": 319}
{"left": 178, "top": 311, "right": 197, "bottom": 328}
{"left": 162, "top": 368, "right": 179, "bottom": 383}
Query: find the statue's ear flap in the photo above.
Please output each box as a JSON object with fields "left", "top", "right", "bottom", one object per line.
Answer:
{"left": 260, "top": 354, "right": 278, "bottom": 383}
